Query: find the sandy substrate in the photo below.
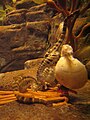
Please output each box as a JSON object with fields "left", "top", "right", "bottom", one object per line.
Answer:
{"left": 0, "top": 68, "right": 90, "bottom": 120}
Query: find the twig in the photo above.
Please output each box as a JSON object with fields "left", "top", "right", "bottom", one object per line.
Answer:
{"left": 0, "top": 91, "right": 16, "bottom": 105}
{"left": 0, "top": 94, "right": 15, "bottom": 99}
{"left": 53, "top": 101, "right": 67, "bottom": 106}
{"left": 27, "top": 88, "right": 62, "bottom": 97}
{"left": 46, "top": 0, "right": 69, "bottom": 16}
{"left": 70, "top": 0, "right": 76, "bottom": 13}
{"left": 0, "top": 99, "right": 16, "bottom": 105}
{"left": 15, "top": 91, "right": 68, "bottom": 105}
{"left": 0, "top": 91, "right": 14, "bottom": 95}
{"left": 0, "top": 89, "right": 69, "bottom": 106}
{"left": 0, "top": 96, "right": 16, "bottom": 101}
{"left": 75, "top": 23, "right": 90, "bottom": 41}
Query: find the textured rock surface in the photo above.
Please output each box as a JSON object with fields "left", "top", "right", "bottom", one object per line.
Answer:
{"left": 3, "top": 3, "right": 55, "bottom": 25}
{"left": 24, "top": 58, "right": 43, "bottom": 69}
{"left": 0, "top": 21, "right": 50, "bottom": 72}
{"left": 16, "top": 0, "right": 37, "bottom": 9}
{"left": 0, "top": 3, "right": 55, "bottom": 73}
{"left": 0, "top": 3, "right": 58, "bottom": 73}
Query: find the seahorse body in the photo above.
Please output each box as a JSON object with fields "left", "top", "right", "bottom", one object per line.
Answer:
{"left": 12, "top": 76, "right": 39, "bottom": 92}
{"left": 15, "top": 19, "right": 67, "bottom": 103}
{"left": 36, "top": 20, "right": 67, "bottom": 89}
{"left": 36, "top": 39, "right": 63, "bottom": 89}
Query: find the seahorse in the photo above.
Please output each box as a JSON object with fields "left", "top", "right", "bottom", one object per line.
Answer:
{"left": 12, "top": 75, "right": 39, "bottom": 92}
{"left": 36, "top": 19, "right": 67, "bottom": 90}
{"left": 13, "top": 17, "right": 67, "bottom": 91}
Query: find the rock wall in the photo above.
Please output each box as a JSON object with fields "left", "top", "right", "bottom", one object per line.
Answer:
{"left": 0, "top": 3, "right": 58, "bottom": 72}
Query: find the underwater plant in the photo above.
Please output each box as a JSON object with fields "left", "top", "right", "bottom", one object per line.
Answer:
{"left": 42, "top": 0, "right": 90, "bottom": 51}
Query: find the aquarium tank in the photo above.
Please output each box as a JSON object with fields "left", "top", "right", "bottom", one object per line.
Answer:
{"left": 0, "top": 1, "right": 90, "bottom": 120}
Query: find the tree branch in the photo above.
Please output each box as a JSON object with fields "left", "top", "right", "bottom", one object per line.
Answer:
{"left": 46, "top": 0, "right": 69, "bottom": 16}
{"left": 75, "top": 23, "right": 90, "bottom": 41}
{"left": 56, "top": 0, "right": 67, "bottom": 10}
{"left": 70, "top": 0, "right": 76, "bottom": 12}
{"left": 65, "top": 10, "right": 80, "bottom": 38}
{"left": 70, "top": 0, "right": 80, "bottom": 13}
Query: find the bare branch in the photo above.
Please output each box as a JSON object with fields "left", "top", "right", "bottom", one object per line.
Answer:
{"left": 56, "top": 0, "right": 67, "bottom": 10}
{"left": 70, "top": 0, "right": 80, "bottom": 13}
{"left": 70, "top": 0, "right": 76, "bottom": 12}
{"left": 46, "top": 0, "right": 69, "bottom": 16}
{"left": 69, "top": 10, "right": 80, "bottom": 33}
{"left": 75, "top": 23, "right": 90, "bottom": 41}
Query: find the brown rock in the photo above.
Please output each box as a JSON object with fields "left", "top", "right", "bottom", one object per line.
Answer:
{"left": 28, "top": 3, "right": 56, "bottom": 17}
{"left": 0, "top": 3, "right": 56, "bottom": 73}
{"left": 24, "top": 58, "right": 43, "bottom": 69}
{"left": 1, "top": 3, "right": 58, "bottom": 72}
{"left": 3, "top": 9, "right": 27, "bottom": 25}
{"left": 26, "top": 10, "right": 50, "bottom": 22}
{"left": 16, "top": 0, "right": 37, "bottom": 9}
{"left": 3, "top": 4, "right": 55, "bottom": 25}
{"left": 0, "top": 21, "right": 50, "bottom": 72}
